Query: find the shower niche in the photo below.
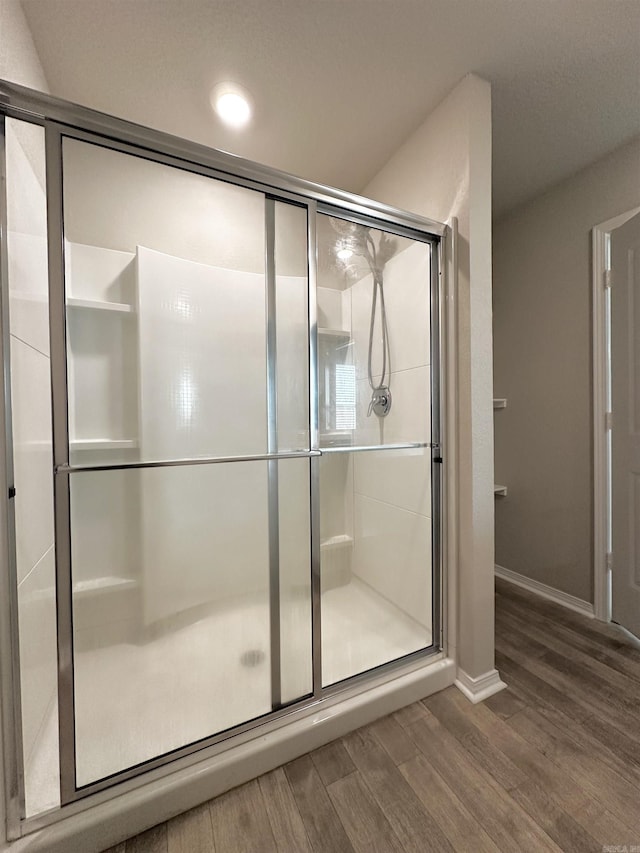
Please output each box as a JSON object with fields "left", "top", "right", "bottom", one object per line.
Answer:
{"left": 3, "top": 94, "right": 441, "bottom": 822}
{"left": 64, "top": 242, "right": 141, "bottom": 653}
{"left": 66, "top": 242, "right": 139, "bottom": 462}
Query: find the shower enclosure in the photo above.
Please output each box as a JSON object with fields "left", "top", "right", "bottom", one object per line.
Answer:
{"left": 0, "top": 81, "right": 445, "bottom": 836}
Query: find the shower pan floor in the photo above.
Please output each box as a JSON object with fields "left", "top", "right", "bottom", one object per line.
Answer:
{"left": 322, "top": 578, "right": 430, "bottom": 685}
{"left": 25, "top": 578, "right": 430, "bottom": 817}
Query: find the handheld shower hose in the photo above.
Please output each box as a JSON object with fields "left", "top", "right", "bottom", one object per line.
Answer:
{"left": 359, "top": 230, "right": 392, "bottom": 418}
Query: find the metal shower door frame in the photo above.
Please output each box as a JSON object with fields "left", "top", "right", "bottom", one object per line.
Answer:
{"left": 0, "top": 111, "right": 27, "bottom": 839}
{"left": 45, "top": 122, "right": 323, "bottom": 805}
{"left": 0, "top": 79, "right": 446, "bottom": 832}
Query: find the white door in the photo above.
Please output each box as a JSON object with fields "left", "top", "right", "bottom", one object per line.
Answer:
{"left": 611, "top": 212, "right": 640, "bottom": 638}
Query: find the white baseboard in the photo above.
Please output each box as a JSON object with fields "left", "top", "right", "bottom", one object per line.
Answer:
{"left": 495, "top": 564, "right": 595, "bottom": 618}
{"left": 455, "top": 668, "right": 507, "bottom": 704}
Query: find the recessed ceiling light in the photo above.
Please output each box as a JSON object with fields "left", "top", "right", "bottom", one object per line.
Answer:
{"left": 337, "top": 246, "right": 353, "bottom": 261}
{"left": 211, "top": 83, "right": 252, "bottom": 129}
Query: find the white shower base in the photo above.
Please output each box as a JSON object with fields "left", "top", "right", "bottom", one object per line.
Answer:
{"left": 322, "top": 578, "right": 430, "bottom": 684}
{"left": 25, "top": 578, "right": 430, "bottom": 817}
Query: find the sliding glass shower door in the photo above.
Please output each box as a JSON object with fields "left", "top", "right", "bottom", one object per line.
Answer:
{"left": 56, "top": 136, "right": 313, "bottom": 793}
{"left": 2, "top": 86, "right": 443, "bottom": 822}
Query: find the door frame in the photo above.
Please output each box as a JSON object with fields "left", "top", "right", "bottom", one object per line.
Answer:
{"left": 592, "top": 206, "right": 640, "bottom": 621}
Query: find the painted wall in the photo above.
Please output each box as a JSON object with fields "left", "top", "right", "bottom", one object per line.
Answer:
{"left": 0, "top": 0, "right": 59, "bottom": 823}
{"left": 0, "top": 0, "right": 48, "bottom": 92}
{"left": 364, "top": 74, "right": 495, "bottom": 682}
{"left": 493, "top": 135, "right": 640, "bottom": 603}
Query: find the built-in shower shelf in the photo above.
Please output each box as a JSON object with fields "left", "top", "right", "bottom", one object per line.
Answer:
{"left": 493, "top": 398, "right": 507, "bottom": 409}
{"left": 67, "top": 297, "right": 135, "bottom": 314}
{"left": 71, "top": 438, "right": 138, "bottom": 452}
{"left": 320, "top": 533, "right": 354, "bottom": 551}
{"left": 320, "top": 430, "right": 353, "bottom": 448}
{"left": 494, "top": 484, "right": 508, "bottom": 497}
{"left": 318, "top": 327, "right": 351, "bottom": 338}
{"left": 73, "top": 576, "right": 139, "bottom": 597}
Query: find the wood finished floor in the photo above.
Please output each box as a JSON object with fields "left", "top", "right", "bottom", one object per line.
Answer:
{"left": 103, "top": 579, "right": 640, "bottom": 853}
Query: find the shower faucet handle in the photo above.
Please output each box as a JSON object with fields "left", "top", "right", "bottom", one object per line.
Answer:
{"left": 368, "top": 386, "right": 392, "bottom": 418}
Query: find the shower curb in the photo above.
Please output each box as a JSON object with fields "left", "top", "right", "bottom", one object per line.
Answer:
{"left": 6, "top": 657, "right": 456, "bottom": 853}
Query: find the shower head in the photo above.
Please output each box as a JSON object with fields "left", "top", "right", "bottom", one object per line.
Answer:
{"left": 328, "top": 217, "right": 362, "bottom": 238}
{"left": 329, "top": 218, "right": 370, "bottom": 256}
{"left": 329, "top": 217, "right": 398, "bottom": 271}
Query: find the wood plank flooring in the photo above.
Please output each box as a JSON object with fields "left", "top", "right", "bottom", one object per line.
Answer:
{"left": 103, "top": 579, "right": 640, "bottom": 852}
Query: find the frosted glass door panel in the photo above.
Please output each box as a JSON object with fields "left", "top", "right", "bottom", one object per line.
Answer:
{"left": 62, "top": 138, "right": 268, "bottom": 464}
{"left": 320, "top": 448, "right": 432, "bottom": 686}
{"left": 136, "top": 246, "right": 266, "bottom": 460}
{"left": 316, "top": 214, "right": 431, "bottom": 449}
{"left": 278, "top": 458, "right": 312, "bottom": 704}
{"left": 275, "top": 202, "right": 309, "bottom": 452}
{"left": 6, "top": 118, "right": 60, "bottom": 817}
{"left": 70, "top": 462, "right": 273, "bottom": 787}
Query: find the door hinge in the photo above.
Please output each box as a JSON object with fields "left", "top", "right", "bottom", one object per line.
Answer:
{"left": 8, "top": 486, "right": 15, "bottom": 500}
{"left": 606, "top": 551, "right": 613, "bottom": 572}
{"left": 605, "top": 411, "right": 613, "bottom": 431}
{"left": 604, "top": 269, "right": 612, "bottom": 289}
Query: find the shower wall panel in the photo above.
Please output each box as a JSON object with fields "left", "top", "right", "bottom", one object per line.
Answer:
{"left": 317, "top": 215, "right": 434, "bottom": 686}
{"left": 316, "top": 284, "right": 355, "bottom": 587}
{"left": 136, "top": 245, "right": 267, "bottom": 621}
{"left": 135, "top": 246, "right": 310, "bottom": 624}
{"left": 5, "top": 118, "right": 59, "bottom": 816}
{"left": 69, "top": 464, "right": 272, "bottom": 788}
{"left": 349, "top": 242, "right": 432, "bottom": 628}
{"left": 317, "top": 286, "right": 344, "bottom": 330}
{"left": 277, "top": 458, "right": 312, "bottom": 704}
{"left": 137, "top": 246, "right": 267, "bottom": 461}
{"left": 277, "top": 269, "right": 310, "bottom": 452}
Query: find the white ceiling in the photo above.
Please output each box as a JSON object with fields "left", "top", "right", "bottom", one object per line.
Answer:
{"left": 20, "top": 0, "right": 640, "bottom": 217}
